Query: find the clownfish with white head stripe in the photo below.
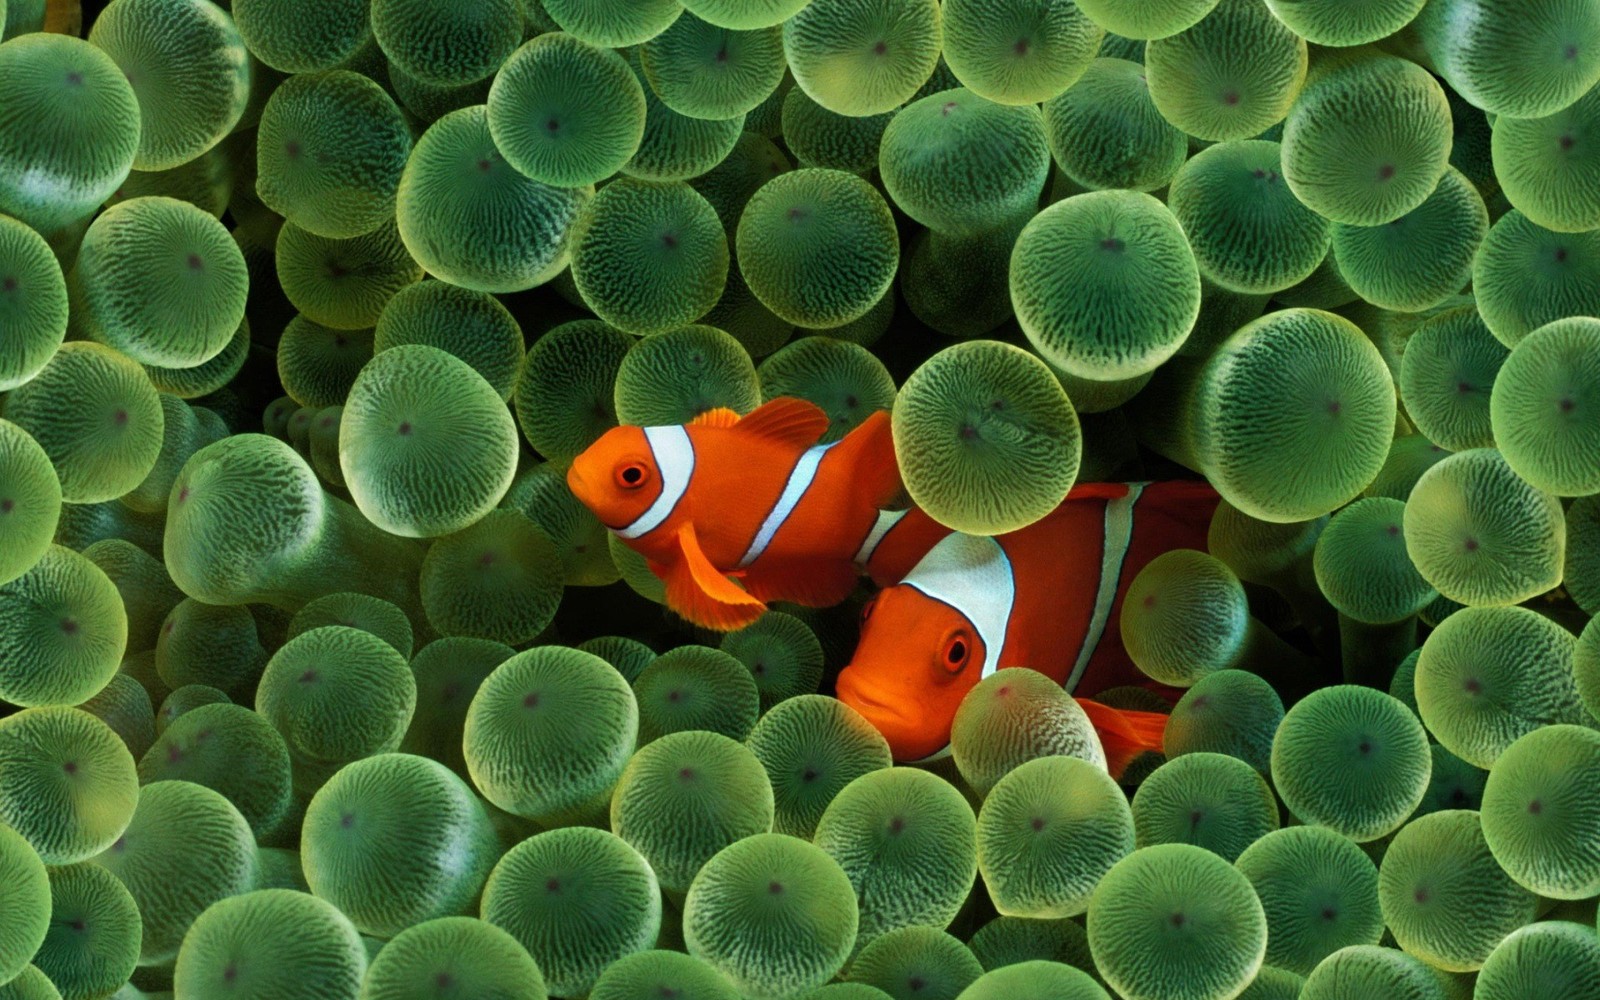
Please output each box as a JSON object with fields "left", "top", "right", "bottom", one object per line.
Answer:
{"left": 567, "top": 397, "right": 902, "bottom": 631}
{"left": 838, "top": 480, "right": 1221, "bottom": 772}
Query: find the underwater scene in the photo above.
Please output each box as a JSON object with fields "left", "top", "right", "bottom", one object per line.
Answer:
{"left": 0, "top": 0, "right": 1598, "bottom": 997}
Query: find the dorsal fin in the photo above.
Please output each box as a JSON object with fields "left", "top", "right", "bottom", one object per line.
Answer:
{"left": 728, "top": 397, "right": 831, "bottom": 448}
{"left": 690, "top": 408, "right": 742, "bottom": 429}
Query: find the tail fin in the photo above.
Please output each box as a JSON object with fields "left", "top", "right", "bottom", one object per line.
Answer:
{"left": 1076, "top": 698, "right": 1168, "bottom": 780}
{"left": 839, "top": 409, "right": 903, "bottom": 510}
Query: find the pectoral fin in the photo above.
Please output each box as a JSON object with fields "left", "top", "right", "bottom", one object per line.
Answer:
{"left": 1076, "top": 697, "right": 1168, "bottom": 780}
{"left": 661, "top": 522, "right": 768, "bottom": 632}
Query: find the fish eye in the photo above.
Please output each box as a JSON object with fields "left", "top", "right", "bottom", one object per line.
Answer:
{"left": 614, "top": 461, "right": 650, "bottom": 490}
{"left": 942, "top": 631, "right": 971, "bottom": 674}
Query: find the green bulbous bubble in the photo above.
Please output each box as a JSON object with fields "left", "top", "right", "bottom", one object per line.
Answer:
{"left": 288, "top": 592, "right": 412, "bottom": 658}
{"left": 514, "top": 319, "right": 631, "bottom": 461}
{"left": 1401, "top": 448, "right": 1565, "bottom": 607}
{"left": 1165, "top": 140, "right": 1329, "bottom": 296}
{"left": 1144, "top": 0, "right": 1308, "bottom": 142}
{"left": 847, "top": 928, "right": 981, "bottom": 1000}
{"left": 0, "top": 822, "right": 49, "bottom": 987}
{"left": 341, "top": 344, "right": 519, "bottom": 539}
{"left": 683, "top": 833, "right": 858, "bottom": 999}
{"left": 255, "top": 626, "right": 416, "bottom": 769}
{"left": 1415, "top": 0, "right": 1600, "bottom": 120}
{"left": 275, "top": 219, "right": 422, "bottom": 332}
{"left": 172, "top": 888, "right": 367, "bottom": 1000}
{"left": 87, "top": 0, "right": 249, "bottom": 172}
{"left": 1042, "top": 58, "right": 1188, "bottom": 192}
{"left": 690, "top": 130, "right": 792, "bottom": 240}
{"left": 1162, "top": 669, "right": 1282, "bottom": 775}
{"left": 80, "top": 537, "right": 175, "bottom": 655}
{"left": 32, "top": 860, "right": 141, "bottom": 1000}
{"left": 1492, "top": 81, "right": 1600, "bottom": 234}
{"left": 370, "top": 0, "right": 521, "bottom": 87}
{"left": 966, "top": 915, "right": 1095, "bottom": 974}
{"left": 0, "top": 34, "right": 140, "bottom": 233}
{"left": 893, "top": 339, "right": 1080, "bottom": 536}
{"left": 780, "top": 87, "right": 891, "bottom": 176}
{"left": 737, "top": 169, "right": 898, "bottom": 330}
{"left": 71, "top": 196, "right": 246, "bottom": 368}
{"left": 1195, "top": 308, "right": 1396, "bottom": 523}
{"left": 275, "top": 316, "right": 374, "bottom": 409}
{"left": 941, "top": 0, "right": 1102, "bottom": 106}
{"left": 719, "top": 611, "right": 824, "bottom": 709}
{"left": 0, "top": 420, "right": 60, "bottom": 587}
{"left": 621, "top": 59, "right": 746, "bottom": 184}
{"left": 396, "top": 106, "right": 589, "bottom": 294}
{"left": 571, "top": 178, "right": 729, "bottom": 335}
{"left": 91, "top": 780, "right": 257, "bottom": 966}
{"left": 0, "top": 544, "right": 126, "bottom": 709}
{"left": 951, "top": 668, "right": 1106, "bottom": 794}
{"left": 144, "top": 318, "right": 250, "bottom": 401}
{"left": 4, "top": 341, "right": 164, "bottom": 505}
{"left": 1085, "top": 843, "right": 1267, "bottom": 1000}
{"left": 1475, "top": 921, "right": 1600, "bottom": 1000}
{"left": 1481, "top": 724, "right": 1600, "bottom": 899}
{"left": 744, "top": 694, "right": 892, "bottom": 840}
{"left": 1415, "top": 606, "right": 1589, "bottom": 770}
{"left": 633, "top": 646, "right": 760, "bottom": 745}
{"left": 1234, "top": 825, "right": 1383, "bottom": 975}
{"left": 1330, "top": 167, "right": 1488, "bottom": 313}
{"left": 481, "top": 826, "right": 661, "bottom": 998}
{"left": 1072, "top": 0, "right": 1219, "bottom": 40}
{"left": 613, "top": 323, "right": 762, "bottom": 426}
{"left": 154, "top": 684, "right": 229, "bottom": 735}
{"left": 1296, "top": 945, "right": 1449, "bottom": 1000}
{"left": 589, "top": 950, "right": 738, "bottom": 1000}
{"left": 231, "top": 0, "right": 368, "bottom": 73}
{"left": 419, "top": 509, "right": 564, "bottom": 644}
{"left": 1472, "top": 211, "right": 1600, "bottom": 349}
{"left": 1271, "top": 685, "right": 1431, "bottom": 842}
{"left": 0, "top": 214, "right": 68, "bottom": 392}
{"left": 1396, "top": 307, "right": 1505, "bottom": 452}
{"left": 302, "top": 753, "right": 499, "bottom": 938}
{"left": 542, "top": 0, "right": 682, "bottom": 48}
{"left": 255, "top": 69, "right": 412, "bottom": 240}
{"left": 900, "top": 218, "right": 1022, "bottom": 340}
{"left": 880, "top": 88, "right": 1050, "bottom": 237}
{"left": 154, "top": 599, "right": 265, "bottom": 697}
{"left": 487, "top": 32, "right": 647, "bottom": 188}
{"left": 0, "top": 966, "right": 61, "bottom": 1000}
{"left": 681, "top": 0, "right": 809, "bottom": 30}
{"left": 138, "top": 702, "right": 292, "bottom": 839}
{"left": 782, "top": 0, "right": 943, "bottom": 117}
{"left": 1377, "top": 809, "right": 1538, "bottom": 972}
{"left": 360, "top": 916, "right": 548, "bottom": 1000}
{"left": 641, "top": 13, "right": 787, "bottom": 121}
{"left": 977, "top": 755, "right": 1131, "bottom": 919}
{"left": 1489, "top": 317, "right": 1600, "bottom": 497}
{"left": 954, "top": 961, "right": 1108, "bottom": 1000}
{"left": 1119, "top": 549, "right": 1252, "bottom": 687}
{"left": 814, "top": 767, "right": 977, "bottom": 951}
{"left": 77, "top": 671, "right": 156, "bottom": 761}
{"left": 610, "top": 730, "right": 775, "bottom": 895}
{"left": 464, "top": 646, "right": 637, "bottom": 824}
{"left": 0, "top": 709, "right": 139, "bottom": 866}
{"left": 1263, "top": 0, "right": 1425, "bottom": 47}
{"left": 1312, "top": 497, "right": 1434, "bottom": 625}
{"left": 1012, "top": 190, "right": 1200, "bottom": 379}
{"left": 1280, "top": 54, "right": 1451, "bottom": 227}
{"left": 1131, "top": 751, "right": 1278, "bottom": 862}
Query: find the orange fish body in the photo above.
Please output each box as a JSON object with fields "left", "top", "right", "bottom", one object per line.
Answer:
{"left": 567, "top": 398, "right": 902, "bottom": 631}
{"left": 837, "top": 480, "right": 1221, "bottom": 771}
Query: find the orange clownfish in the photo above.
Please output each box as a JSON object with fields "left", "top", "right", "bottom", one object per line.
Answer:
{"left": 837, "top": 480, "right": 1221, "bottom": 774}
{"left": 566, "top": 397, "right": 902, "bottom": 632}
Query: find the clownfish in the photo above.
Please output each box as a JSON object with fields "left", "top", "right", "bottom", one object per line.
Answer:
{"left": 836, "top": 480, "right": 1221, "bottom": 773}
{"left": 567, "top": 397, "right": 903, "bottom": 632}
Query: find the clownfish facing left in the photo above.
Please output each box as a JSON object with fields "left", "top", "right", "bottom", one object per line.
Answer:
{"left": 837, "top": 480, "right": 1221, "bottom": 775}
{"left": 566, "top": 397, "right": 902, "bottom": 632}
